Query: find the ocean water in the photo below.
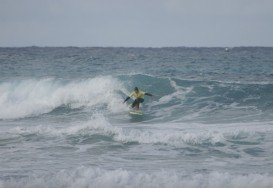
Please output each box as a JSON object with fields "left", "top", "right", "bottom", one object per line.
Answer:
{"left": 1, "top": 47, "right": 273, "bottom": 188}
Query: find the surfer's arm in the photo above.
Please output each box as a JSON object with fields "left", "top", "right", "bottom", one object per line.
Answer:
{"left": 145, "top": 93, "right": 153, "bottom": 97}
{"left": 124, "top": 92, "right": 134, "bottom": 103}
{"left": 124, "top": 96, "right": 130, "bottom": 103}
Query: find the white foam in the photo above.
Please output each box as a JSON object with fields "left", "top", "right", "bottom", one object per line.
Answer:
{"left": 0, "top": 76, "right": 127, "bottom": 119}
{"left": 1, "top": 167, "right": 273, "bottom": 188}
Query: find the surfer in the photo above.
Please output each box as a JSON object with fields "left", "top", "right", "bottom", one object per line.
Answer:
{"left": 124, "top": 87, "right": 153, "bottom": 110}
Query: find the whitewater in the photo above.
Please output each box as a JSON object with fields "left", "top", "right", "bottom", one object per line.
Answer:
{"left": 1, "top": 47, "right": 273, "bottom": 188}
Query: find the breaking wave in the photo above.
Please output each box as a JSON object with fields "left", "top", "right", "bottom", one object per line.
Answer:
{"left": 0, "top": 76, "right": 126, "bottom": 119}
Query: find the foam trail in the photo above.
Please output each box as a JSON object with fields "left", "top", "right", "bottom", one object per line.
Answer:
{"left": 0, "top": 76, "right": 126, "bottom": 119}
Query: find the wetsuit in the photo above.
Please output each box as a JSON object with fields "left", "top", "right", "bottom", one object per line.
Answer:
{"left": 124, "top": 90, "right": 152, "bottom": 109}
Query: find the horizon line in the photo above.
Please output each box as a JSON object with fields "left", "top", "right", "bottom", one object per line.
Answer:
{"left": 0, "top": 45, "right": 273, "bottom": 48}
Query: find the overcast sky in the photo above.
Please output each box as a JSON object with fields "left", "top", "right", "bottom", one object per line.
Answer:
{"left": 0, "top": 0, "right": 273, "bottom": 47}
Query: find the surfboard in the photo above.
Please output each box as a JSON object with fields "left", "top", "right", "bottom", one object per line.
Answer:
{"left": 129, "top": 109, "right": 143, "bottom": 115}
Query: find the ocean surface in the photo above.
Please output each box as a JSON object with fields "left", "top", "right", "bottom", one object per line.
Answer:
{"left": 1, "top": 47, "right": 273, "bottom": 188}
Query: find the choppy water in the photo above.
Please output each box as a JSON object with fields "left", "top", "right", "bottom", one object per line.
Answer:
{"left": 1, "top": 47, "right": 273, "bottom": 188}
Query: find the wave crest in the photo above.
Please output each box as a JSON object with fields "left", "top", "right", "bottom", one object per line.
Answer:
{"left": 0, "top": 77, "right": 126, "bottom": 119}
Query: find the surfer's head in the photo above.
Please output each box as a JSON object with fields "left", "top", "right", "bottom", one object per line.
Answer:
{"left": 134, "top": 87, "right": 139, "bottom": 92}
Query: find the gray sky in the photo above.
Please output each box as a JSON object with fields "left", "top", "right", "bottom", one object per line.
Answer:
{"left": 1, "top": 0, "right": 273, "bottom": 47}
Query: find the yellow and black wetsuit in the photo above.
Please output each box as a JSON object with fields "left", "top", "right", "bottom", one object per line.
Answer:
{"left": 124, "top": 88, "right": 152, "bottom": 109}
{"left": 129, "top": 90, "right": 146, "bottom": 99}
